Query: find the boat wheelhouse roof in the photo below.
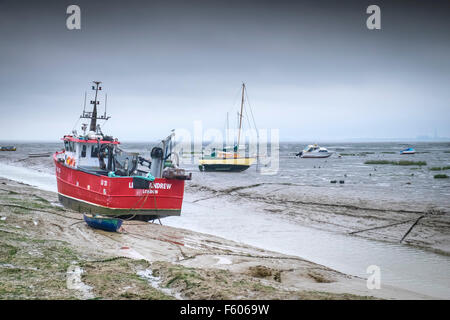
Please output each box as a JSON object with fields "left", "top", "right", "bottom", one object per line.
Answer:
{"left": 62, "top": 135, "right": 120, "bottom": 145}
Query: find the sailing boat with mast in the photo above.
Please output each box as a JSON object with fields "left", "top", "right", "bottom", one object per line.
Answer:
{"left": 198, "top": 83, "right": 256, "bottom": 172}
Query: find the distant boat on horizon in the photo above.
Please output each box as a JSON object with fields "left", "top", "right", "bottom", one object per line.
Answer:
{"left": 400, "top": 147, "right": 416, "bottom": 155}
{"left": 0, "top": 146, "right": 16, "bottom": 151}
{"left": 29, "top": 152, "right": 52, "bottom": 158}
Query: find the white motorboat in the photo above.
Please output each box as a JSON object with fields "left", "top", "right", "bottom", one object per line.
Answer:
{"left": 296, "top": 144, "right": 332, "bottom": 158}
{"left": 400, "top": 147, "right": 415, "bottom": 155}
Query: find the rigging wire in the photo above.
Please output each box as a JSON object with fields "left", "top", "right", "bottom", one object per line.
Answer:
{"left": 71, "top": 117, "right": 81, "bottom": 133}
{"left": 244, "top": 86, "right": 261, "bottom": 170}
{"left": 99, "top": 119, "right": 109, "bottom": 130}
{"left": 244, "top": 88, "right": 258, "bottom": 132}
{"left": 243, "top": 99, "right": 252, "bottom": 129}
{"left": 227, "top": 86, "right": 244, "bottom": 130}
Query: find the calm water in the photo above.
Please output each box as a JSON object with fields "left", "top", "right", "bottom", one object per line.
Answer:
{"left": 0, "top": 141, "right": 449, "bottom": 298}
{"left": 183, "top": 141, "right": 450, "bottom": 208}
{"left": 3, "top": 141, "right": 449, "bottom": 206}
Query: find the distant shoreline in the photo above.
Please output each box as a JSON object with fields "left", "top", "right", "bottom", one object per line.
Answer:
{"left": 1, "top": 140, "right": 450, "bottom": 144}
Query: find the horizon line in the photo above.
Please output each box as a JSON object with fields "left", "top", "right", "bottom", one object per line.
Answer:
{"left": 1, "top": 138, "right": 449, "bottom": 144}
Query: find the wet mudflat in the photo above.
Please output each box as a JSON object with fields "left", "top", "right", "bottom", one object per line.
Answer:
{"left": 0, "top": 178, "right": 426, "bottom": 300}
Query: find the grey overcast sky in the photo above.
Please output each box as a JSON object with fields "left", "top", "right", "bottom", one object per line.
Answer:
{"left": 0, "top": 0, "right": 449, "bottom": 142}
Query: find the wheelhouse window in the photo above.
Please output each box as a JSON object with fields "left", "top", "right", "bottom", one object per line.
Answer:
{"left": 65, "top": 140, "right": 74, "bottom": 152}
{"left": 91, "top": 145, "right": 99, "bottom": 158}
{"left": 81, "top": 145, "right": 87, "bottom": 158}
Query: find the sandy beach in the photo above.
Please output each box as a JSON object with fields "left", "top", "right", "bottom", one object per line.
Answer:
{"left": 0, "top": 177, "right": 437, "bottom": 300}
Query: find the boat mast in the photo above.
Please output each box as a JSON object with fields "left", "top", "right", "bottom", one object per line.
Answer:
{"left": 226, "top": 112, "right": 229, "bottom": 150}
{"left": 90, "top": 81, "right": 101, "bottom": 132}
{"left": 226, "top": 112, "right": 229, "bottom": 133}
{"left": 104, "top": 93, "right": 108, "bottom": 119}
{"left": 237, "top": 83, "right": 245, "bottom": 149}
{"left": 83, "top": 91, "right": 87, "bottom": 113}
{"left": 80, "top": 81, "right": 110, "bottom": 135}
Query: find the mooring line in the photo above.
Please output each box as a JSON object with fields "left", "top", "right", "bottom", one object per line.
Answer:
{"left": 349, "top": 219, "right": 418, "bottom": 235}
{"left": 0, "top": 203, "right": 82, "bottom": 220}
{"left": 400, "top": 215, "right": 425, "bottom": 243}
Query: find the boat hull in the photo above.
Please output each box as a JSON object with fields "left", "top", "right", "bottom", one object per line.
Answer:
{"left": 198, "top": 157, "right": 255, "bottom": 172}
{"left": 400, "top": 148, "right": 415, "bottom": 155}
{"left": 199, "top": 164, "right": 250, "bottom": 172}
{"left": 54, "top": 152, "right": 185, "bottom": 220}
{"left": 83, "top": 214, "right": 123, "bottom": 232}
{"left": 300, "top": 154, "right": 332, "bottom": 158}
{"left": 0, "top": 147, "right": 16, "bottom": 151}
{"left": 198, "top": 158, "right": 255, "bottom": 172}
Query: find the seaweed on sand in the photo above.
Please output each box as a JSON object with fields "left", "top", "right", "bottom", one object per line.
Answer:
{"left": 365, "top": 160, "right": 427, "bottom": 166}
{"left": 429, "top": 166, "right": 450, "bottom": 171}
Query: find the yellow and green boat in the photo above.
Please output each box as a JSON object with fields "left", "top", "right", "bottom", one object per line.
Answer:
{"left": 0, "top": 146, "right": 16, "bottom": 151}
{"left": 199, "top": 83, "right": 256, "bottom": 172}
{"left": 199, "top": 149, "right": 255, "bottom": 172}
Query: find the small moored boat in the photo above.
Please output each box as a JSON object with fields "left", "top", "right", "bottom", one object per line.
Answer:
{"left": 296, "top": 144, "right": 332, "bottom": 158}
{"left": 199, "top": 148, "right": 255, "bottom": 172}
{"left": 199, "top": 83, "right": 257, "bottom": 172}
{"left": 0, "top": 146, "right": 16, "bottom": 151}
{"left": 83, "top": 214, "right": 123, "bottom": 232}
{"left": 29, "top": 152, "right": 52, "bottom": 158}
{"left": 400, "top": 147, "right": 415, "bottom": 155}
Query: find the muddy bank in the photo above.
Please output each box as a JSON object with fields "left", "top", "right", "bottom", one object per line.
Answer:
{"left": 186, "top": 183, "right": 450, "bottom": 256}
{"left": 2, "top": 151, "right": 449, "bottom": 255}
{"left": 0, "top": 178, "right": 429, "bottom": 300}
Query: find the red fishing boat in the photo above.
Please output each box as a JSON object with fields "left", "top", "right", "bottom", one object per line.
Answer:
{"left": 54, "top": 81, "right": 191, "bottom": 221}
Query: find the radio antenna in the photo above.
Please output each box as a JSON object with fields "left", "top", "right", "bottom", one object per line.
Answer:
{"left": 79, "top": 81, "right": 110, "bottom": 133}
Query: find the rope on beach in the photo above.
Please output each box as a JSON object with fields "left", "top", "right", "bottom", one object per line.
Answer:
{"left": 69, "top": 220, "right": 85, "bottom": 227}
{"left": 122, "top": 228, "right": 184, "bottom": 246}
{"left": 176, "top": 251, "right": 309, "bottom": 263}
{"left": 348, "top": 218, "right": 418, "bottom": 235}
{"left": 31, "top": 194, "right": 52, "bottom": 203}
{"left": 0, "top": 203, "right": 83, "bottom": 220}
{"left": 400, "top": 215, "right": 425, "bottom": 243}
{"left": 0, "top": 228, "right": 22, "bottom": 235}
{"left": 82, "top": 256, "right": 132, "bottom": 264}
{"left": 0, "top": 188, "right": 19, "bottom": 194}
